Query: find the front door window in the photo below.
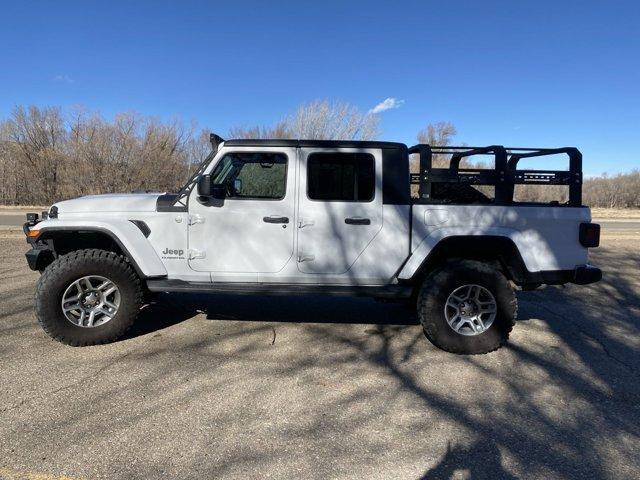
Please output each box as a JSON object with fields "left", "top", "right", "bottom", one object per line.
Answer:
{"left": 211, "top": 152, "right": 288, "bottom": 200}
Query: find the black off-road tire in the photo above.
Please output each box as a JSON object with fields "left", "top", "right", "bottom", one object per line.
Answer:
{"left": 417, "top": 260, "right": 517, "bottom": 355}
{"left": 35, "top": 249, "right": 143, "bottom": 346}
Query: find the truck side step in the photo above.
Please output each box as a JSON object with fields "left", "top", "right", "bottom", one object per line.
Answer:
{"left": 145, "top": 279, "right": 412, "bottom": 299}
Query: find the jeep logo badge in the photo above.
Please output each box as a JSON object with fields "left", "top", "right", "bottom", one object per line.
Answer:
{"left": 162, "top": 248, "right": 185, "bottom": 259}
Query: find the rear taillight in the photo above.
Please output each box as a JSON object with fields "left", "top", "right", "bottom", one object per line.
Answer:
{"left": 579, "top": 222, "right": 600, "bottom": 248}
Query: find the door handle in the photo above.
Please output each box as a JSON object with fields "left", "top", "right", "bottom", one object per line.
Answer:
{"left": 263, "top": 216, "right": 289, "bottom": 224}
{"left": 345, "top": 217, "right": 371, "bottom": 225}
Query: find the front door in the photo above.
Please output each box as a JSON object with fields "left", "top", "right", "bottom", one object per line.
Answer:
{"left": 296, "top": 148, "right": 383, "bottom": 276}
{"left": 188, "top": 147, "right": 296, "bottom": 279}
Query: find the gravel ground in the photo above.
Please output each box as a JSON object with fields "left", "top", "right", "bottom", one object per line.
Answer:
{"left": 0, "top": 230, "right": 638, "bottom": 480}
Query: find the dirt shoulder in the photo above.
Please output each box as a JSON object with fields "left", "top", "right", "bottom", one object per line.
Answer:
{"left": 0, "top": 205, "right": 47, "bottom": 212}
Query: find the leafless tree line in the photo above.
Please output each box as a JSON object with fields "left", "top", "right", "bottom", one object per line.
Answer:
{"left": 0, "top": 104, "right": 636, "bottom": 208}
{"left": 0, "top": 106, "right": 209, "bottom": 205}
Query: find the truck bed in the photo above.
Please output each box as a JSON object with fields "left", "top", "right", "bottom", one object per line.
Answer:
{"left": 408, "top": 204, "right": 591, "bottom": 274}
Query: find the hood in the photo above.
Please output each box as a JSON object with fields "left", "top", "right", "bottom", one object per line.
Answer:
{"left": 53, "top": 193, "right": 162, "bottom": 214}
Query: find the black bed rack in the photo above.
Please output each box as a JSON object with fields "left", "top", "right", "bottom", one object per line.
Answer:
{"left": 408, "top": 145, "right": 583, "bottom": 207}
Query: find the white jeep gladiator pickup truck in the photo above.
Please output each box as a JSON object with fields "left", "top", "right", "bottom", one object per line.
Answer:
{"left": 23, "top": 135, "right": 602, "bottom": 354}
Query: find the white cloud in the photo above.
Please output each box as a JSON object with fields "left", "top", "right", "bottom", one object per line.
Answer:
{"left": 53, "top": 74, "right": 74, "bottom": 84}
{"left": 368, "top": 97, "right": 404, "bottom": 114}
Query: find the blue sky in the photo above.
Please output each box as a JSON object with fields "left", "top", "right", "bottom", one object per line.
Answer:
{"left": 0, "top": 0, "right": 638, "bottom": 176}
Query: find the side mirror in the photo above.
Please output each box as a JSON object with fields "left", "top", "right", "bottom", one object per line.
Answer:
{"left": 197, "top": 174, "right": 212, "bottom": 196}
{"left": 197, "top": 174, "right": 226, "bottom": 199}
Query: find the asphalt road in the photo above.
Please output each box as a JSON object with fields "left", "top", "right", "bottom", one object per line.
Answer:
{"left": 0, "top": 213, "right": 32, "bottom": 228}
{"left": 599, "top": 220, "right": 640, "bottom": 233}
{"left": 0, "top": 231, "right": 639, "bottom": 479}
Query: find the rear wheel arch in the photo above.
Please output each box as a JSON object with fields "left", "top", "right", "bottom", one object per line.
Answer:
{"left": 409, "top": 235, "right": 529, "bottom": 285}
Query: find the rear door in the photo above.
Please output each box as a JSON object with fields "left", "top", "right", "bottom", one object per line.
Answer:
{"left": 296, "top": 148, "right": 383, "bottom": 276}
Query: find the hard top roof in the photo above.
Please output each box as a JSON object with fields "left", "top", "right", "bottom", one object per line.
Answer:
{"left": 223, "top": 139, "right": 407, "bottom": 149}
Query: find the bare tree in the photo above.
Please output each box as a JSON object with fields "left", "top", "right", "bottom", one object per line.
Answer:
{"left": 183, "top": 129, "right": 215, "bottom": 179}
{"left": 411, "top": 121, "right": 459, "bottom": 170}
{"left": 409, "top": 122, "right": 459, "bottom": 197}
{"left": 229, "top": 100, "right": 380, "bottom": 141}
{"left": 286, "top": 99, "right": 380, "bottom": 140}
{"left": 0, "top": 120, "right": 18, "bottom": 204}
{"left": 417, "top": 121, "right": 457, "bottom": 147}
{"left": 6, "top": 106, "right": 66, "bottom": 204}
{"left": 229, "top": 121, "right": 291, "bottom": 140}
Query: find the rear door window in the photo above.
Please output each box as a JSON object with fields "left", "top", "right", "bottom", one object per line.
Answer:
{"left": 307, "top": 153, "right": 375, "bottom": 202}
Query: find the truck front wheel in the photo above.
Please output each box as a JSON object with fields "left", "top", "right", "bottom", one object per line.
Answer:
{"left": 417, "top": 260, "right": 517, "bottom": 354}
{"left": 35, "top": 249, "right": 143, "bottom": 346}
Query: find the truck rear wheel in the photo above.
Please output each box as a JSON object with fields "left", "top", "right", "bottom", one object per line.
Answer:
{"left": 35, "top": 249, "right": 143, "bottom": 346}
{"left": 417, "top": 260, "right": 517, "bottom": 354}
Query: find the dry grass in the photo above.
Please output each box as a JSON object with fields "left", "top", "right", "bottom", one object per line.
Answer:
{"left": 591, "top": 208, "right": 640, "bottom": 219}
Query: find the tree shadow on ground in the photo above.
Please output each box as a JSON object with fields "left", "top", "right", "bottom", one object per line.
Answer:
{"left": 420, "top": 438, "right": 517, "bottom": 480}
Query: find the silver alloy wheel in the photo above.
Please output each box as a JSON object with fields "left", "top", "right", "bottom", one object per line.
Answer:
{"left": 444, "top": 284, "right": 497, "bottom": 336}
{"left": 61, "top": 275, "right": 121, "bottom": 328}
